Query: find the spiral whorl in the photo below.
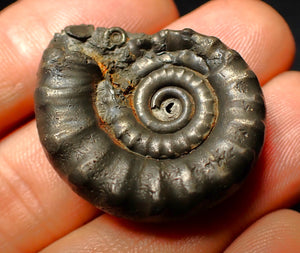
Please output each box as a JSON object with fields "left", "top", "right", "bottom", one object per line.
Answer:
{"left": 35, "top": 25, "right": 265, "bottom": 222}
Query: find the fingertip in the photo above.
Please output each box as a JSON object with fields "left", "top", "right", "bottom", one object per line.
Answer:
{"left": 225, "top": 209, "right": 300, "bottom": 253}
{"left": 167, "top": 0, "right": 295, "bottom": 84}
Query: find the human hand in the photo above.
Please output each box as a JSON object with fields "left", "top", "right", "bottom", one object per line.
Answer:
{"left": 0, "top": 0, "right": 299, "bottom": 252}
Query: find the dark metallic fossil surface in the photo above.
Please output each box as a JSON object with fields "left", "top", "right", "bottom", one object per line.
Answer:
{"left": 35, "top": 25, "right": 265, "bottom": 222}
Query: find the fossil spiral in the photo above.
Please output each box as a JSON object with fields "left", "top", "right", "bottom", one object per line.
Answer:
{"left": 35, "top": 25, "right": 265, "bottom": 222}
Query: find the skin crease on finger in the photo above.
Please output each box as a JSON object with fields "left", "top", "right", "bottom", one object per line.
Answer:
{"left": 0, "top": 0, "right": 297, "bottom": 253}
{"left": 225, "top": 209, "right": 300, "bottom": 253}
{"left": 41, "top": 210, "right": 300, "bottom": 253}
{"left": 0, "top": 0, "right": 179, "bottom": 139}
{"left": 37, "top": 71, "right": 300, "bottom": 253}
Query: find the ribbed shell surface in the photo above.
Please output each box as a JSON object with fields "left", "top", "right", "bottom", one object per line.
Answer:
{"left": 35, "top": 25, "right": 265, "bottom": 222}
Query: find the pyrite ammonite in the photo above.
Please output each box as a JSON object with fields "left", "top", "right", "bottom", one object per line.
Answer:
{"left": 35, "top": 25, "right": 265, "bottom": 222}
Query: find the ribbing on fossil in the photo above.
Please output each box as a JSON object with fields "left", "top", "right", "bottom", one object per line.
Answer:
{"left": 35, "top": 25, "right": 265, "bottom": 222}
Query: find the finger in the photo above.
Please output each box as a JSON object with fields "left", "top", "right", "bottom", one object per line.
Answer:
{"left": 0, "top": 0, "right": 178, "bottom": 138}
{"left": 38, "top": 71, "right": 300, "bottom": 253}
{"left": 167, "top": 0, "right": 295, "bottom": 85}
{"left": 42, "top": 210, "right": 300, "bottom": 253}
{"left": 0, "top": 121, "right": 100, "bottom": 253}
{"left": 225, "top": 209, "right": 300, "bottom": 253}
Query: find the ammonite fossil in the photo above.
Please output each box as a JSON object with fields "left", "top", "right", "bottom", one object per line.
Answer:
{"left": 35, "top": 25, "right": 265, "bottom": 222}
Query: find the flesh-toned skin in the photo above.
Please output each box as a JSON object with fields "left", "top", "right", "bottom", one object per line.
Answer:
{"left": 0, "top": 0, "right": 299, "bottom": 252}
